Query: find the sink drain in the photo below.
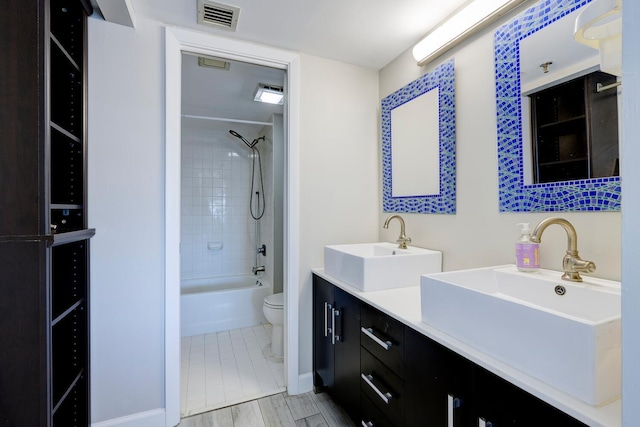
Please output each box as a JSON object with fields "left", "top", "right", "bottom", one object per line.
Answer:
{"left": 554, "top": 285, "right": 566, "bottom": 296}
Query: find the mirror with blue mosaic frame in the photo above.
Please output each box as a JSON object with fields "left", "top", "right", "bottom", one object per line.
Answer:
{"left": 382, "top": 59, "right": 456, "bottom": 214}
{"left": 494, "top": 0, "right": 621, "bottom": 212}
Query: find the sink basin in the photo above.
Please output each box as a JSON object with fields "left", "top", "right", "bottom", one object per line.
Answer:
{"left": 420, "top": 265, "right": 621, "bottom": 405}
{"left": 324, "top": 242, "right": 442, "bottom": 291}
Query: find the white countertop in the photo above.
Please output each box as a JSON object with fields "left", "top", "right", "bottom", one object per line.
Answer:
{"left": 313, "top": 268, "right": 621, "bottom": 427}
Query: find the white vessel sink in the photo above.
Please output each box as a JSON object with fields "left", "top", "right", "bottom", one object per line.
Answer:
{"left": 420, "top": 265, "right": 621, "bottom": 405}
{"left": 324, "top": 242, "right": 442, "bottom": 291}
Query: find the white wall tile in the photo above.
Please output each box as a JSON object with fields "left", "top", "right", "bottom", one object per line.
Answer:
{"left": 181, "top": 126, "right": 274, "bottom": 281}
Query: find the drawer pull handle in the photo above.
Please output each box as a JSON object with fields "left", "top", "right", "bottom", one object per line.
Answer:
{"left": 361, "top": 373, "right": 392, "bottom": 404}
{"left": 361, "top": 421, "right": 374, "bottom": 427}
{"left": 361, "top": 327, "right": 392, "bottom": 350}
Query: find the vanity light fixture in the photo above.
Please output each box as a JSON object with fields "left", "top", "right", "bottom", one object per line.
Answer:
{"left": 412, "top": 0, "right": 527, "bottom": 66}
{"left": 253, "top": 83, "right": 284, "bottom": 105}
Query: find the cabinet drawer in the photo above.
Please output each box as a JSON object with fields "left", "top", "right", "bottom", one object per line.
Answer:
{"left": 361, "top": 304, "right": 404, "bottom": 377}
{"left": 361, "top": 393, "right": 395, "bottom": 427}
{"left": 361, "top": 348, "right": 404, "bottom": 426}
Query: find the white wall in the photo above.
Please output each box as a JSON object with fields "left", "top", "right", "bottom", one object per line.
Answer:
{"left": 87, "top": 17, "right": 165, "bottom": 422}
{"left": 379, "top": 28, "right": 621, "bottom": 281}
{"left": 298, "top": 54, "right": 380, "bottom": 375}
{"left": 622, "top": 0, "right": 640, "bottom": 424}
{"left": 87, "top": 17, "right": 379, "bottom": 423}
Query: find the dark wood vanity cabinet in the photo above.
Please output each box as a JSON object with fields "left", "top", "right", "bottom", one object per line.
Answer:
{"left": 405, "top": 328, "right": 587, "bottom": 427}
{"left": 313, "top": 275, "right": 361, "bottom": 423}
{"left": 313, "top": 274, "right": 589, "bottom": 427}
{"left": 405, "top": 327, "right": 474, "bottom": 426}
{"left": 473, "top": 366, "right": 587, "bottom": 427}
{"left": 0, "top": 1, "right": 94, "bottom": 425}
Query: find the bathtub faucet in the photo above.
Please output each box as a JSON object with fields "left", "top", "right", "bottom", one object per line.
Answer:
{"left": 252, "top": 266, "right": 265, "bottom": 275}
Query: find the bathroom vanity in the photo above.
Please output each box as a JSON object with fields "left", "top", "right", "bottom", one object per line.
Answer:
{"left": 312, "top": 271, "right": 621, "bottom": 427}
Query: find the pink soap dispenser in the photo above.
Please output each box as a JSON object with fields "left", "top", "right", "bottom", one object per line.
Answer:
{"left": 515, "top": 223, "right": 540, "bottom": 272}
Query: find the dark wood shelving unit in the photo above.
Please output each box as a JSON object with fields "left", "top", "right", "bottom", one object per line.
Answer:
{"left": 0, "top": 1, "right": 94, "bottom": 425}
{"left": 530, "top": 71, "right": 619, "bottom": 184}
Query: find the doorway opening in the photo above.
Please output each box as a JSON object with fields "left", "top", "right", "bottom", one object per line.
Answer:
{"left": 164, "top": 27, "right": 301, "bottom": 427}
{"left": 179, "top": 53, "right": 287, "bottom": 417}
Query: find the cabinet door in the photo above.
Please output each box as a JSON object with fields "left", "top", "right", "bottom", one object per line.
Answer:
{"left": 473, "top": 367, "right": 588, "bottom": 427}
{"left": 405, "top": 327, "right": 473, "bottom": 426}
{"left": 333, "top": 287, "right": 361, "bottom": 423}
{"left": 313, "top": 275, "right": 334, "bottom": 391}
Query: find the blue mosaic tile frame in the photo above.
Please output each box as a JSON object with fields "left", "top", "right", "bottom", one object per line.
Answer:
{"left": 382, "top": 59, "right": 456, "bottom": 214}
{"left": 494, "top": 0, "right": 621, "bottom": 212}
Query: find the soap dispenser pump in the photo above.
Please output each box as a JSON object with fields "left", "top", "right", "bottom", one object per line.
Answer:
{"left": 515, "top": 223, "right": 540, "bottom": 272}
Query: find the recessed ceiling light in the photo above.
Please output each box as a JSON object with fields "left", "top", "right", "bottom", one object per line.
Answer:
{"left": 254, "top": 84, "right": 284, "bottom": 105}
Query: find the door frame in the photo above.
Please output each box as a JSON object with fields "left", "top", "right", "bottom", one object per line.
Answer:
{"left": 164, "top": 27, "right": 301, "bottom": 426}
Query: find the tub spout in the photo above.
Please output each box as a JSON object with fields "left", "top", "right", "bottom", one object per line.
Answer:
{"left": 252, "top": 266, "right": 265, "bottom": 275}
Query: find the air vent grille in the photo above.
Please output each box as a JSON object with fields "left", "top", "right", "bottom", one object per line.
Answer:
{"left": 198, "top": 56, "right": 231, "bottom": 70}
{"left": 198, "top": 0, "right": 240, "bottom": 31}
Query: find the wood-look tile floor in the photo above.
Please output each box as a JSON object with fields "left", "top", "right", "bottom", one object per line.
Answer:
{"left": 178, "top": 391, "right": 356, "bottom": 427}
{"left": 181, "top": 326, "right": 285, "bottom": 417}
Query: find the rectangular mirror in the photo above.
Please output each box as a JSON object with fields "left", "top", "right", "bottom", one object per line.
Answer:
{"left": 382, "top": 59, "right": 456, "bottom": 214}
{"left": 494, "top": 0, "right": 621, "bottom": 212}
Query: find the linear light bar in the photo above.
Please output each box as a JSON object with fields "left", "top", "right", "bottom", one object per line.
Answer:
{"left": 413, "top": 0, "right": 528, "bottom": 66}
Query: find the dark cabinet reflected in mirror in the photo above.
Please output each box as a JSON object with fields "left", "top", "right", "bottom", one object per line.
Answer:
{"left": 529, "top": 70, "right": 619, "bottom": 184}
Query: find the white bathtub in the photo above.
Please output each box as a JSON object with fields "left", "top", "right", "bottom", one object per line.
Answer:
{"left": 181, "top": 275, "right": 271, "bottom": 337}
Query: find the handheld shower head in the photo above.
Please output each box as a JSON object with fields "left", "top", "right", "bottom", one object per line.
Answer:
{"left": 229, "top": 129, "right": 252, "bottom": 148}
{"left": 228, "top": 130, "right": 265, "bottom": 149}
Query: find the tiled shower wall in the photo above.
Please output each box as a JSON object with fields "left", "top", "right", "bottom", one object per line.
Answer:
{"left": 181, "top": 126, "right": 273, "bottom": 282}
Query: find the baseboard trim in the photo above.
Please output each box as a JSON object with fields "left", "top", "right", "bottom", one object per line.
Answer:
{"left": 298, "top": 371, "right": 313, "bottom": 394}
{"left": 92, "top": 408, "right": 166, "bottom": 427}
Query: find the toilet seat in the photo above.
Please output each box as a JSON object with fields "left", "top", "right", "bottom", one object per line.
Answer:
{"left": 264, "top": 292, "right": 284, "bottom": 309}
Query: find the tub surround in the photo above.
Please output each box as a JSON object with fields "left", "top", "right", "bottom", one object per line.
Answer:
{"left": 313, "top": 268, "right": 621, "bottom": 427}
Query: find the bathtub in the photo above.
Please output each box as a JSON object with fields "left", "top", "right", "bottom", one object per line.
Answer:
{"left": 181, "top": 275, "right": 272, "bottom": 337}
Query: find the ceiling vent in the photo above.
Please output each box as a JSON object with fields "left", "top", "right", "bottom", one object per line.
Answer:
{"left": 197, "top": 56, "right": 231, "bottom": 70}
{"left": 197, "top": 0, "right": 240, "bottom": 31}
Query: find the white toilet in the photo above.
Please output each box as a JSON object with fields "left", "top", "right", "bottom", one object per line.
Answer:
{"left": 263, "top": 292, "right": 284, "bottom": 358}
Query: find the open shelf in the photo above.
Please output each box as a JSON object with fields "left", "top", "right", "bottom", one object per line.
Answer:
{"left": 530, "top": 71, "right": 619, "bottom": 184}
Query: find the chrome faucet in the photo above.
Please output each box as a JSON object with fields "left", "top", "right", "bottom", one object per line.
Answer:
{"left": 530, "top": 217, "right": 596, "bottom": 282}
{"left": 252, "top": 266, "right": 265, "bottom": 275}
{"left": 383, "top": 214, "right": 412, "bottom": 249}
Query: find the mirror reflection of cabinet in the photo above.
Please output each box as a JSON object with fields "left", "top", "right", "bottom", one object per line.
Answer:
{"left": 495, "top": 0, "right": 621, "bottom": 212}
{"left": 530, "top": 71, "right": 619, "bottom": 184}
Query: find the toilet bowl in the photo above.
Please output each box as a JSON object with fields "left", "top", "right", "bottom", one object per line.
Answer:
{"left": 263, "top": 292, "right": 284, "bottom": 358}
